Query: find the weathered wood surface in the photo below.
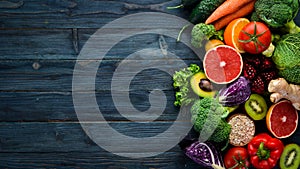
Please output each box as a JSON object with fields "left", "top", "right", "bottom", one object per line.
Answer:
{"left": 0, "top": 0, "right": 190, "bottom": 29}
{"left": 0, "top": 91, "right": 182, "bottom": 121}
{"left": 0, "top": 151, "right": 198, "bottom": 169}
{"left": 0, "top": 29, "right": 199, "bottom": 60}
{"left": 0, "top": 0, "right": 300, "bottom": 168}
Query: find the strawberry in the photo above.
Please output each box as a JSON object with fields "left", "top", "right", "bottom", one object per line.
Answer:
{"left": 251, "top": 76, "right": 265, "bottom": 94}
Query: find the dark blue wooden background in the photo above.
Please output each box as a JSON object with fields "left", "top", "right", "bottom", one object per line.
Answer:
{"left": 0, "top": 0, "right": 299, "bottom": 168}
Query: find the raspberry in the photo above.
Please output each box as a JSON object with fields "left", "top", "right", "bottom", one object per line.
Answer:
{"left": 260, "top": 57, "right": 274, "bottom": 70}
{"left": 251, "top": 76, "right": 265, "bottom": 94}
{"left": 243, "top": 55, "right": 261, "bottom": 69}
{"left": 243, "top": 63, "right": 257, "bottom": 80}
{"left": 260, "top": 71, "right": 277, "bottom": 84}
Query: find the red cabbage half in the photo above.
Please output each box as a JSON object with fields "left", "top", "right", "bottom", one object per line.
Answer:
{"left": 218, "top": 76, "right": 251, "bottom": 107}
{"left": 184, "top": 141, "right": 225, "bottom": 169}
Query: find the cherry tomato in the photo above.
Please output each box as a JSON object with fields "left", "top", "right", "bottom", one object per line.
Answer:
{"left": 224, "top": 147, "right": 250, "bottom": 169}
{"left": 239, "top": 21, "right": 271, "bottom": 54}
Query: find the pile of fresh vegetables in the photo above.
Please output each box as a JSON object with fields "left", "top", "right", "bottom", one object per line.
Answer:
{"left": 170, "top": 0, "right": 300, "bottom": 168}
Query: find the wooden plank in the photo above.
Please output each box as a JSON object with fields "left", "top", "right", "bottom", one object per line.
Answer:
{"left": 0, "top": 151, "right": 199, "bottom": 169}
{"left": 0, "top": 0, "right": 299, "bottom": 29}
{"left": 0, "top": 29, "right": 76, "bottom": 59}
{"left": 0, "top": 122, "right": 298, "bottom": 168}
{"left": 0, "top": 59, "right": 201, "bottom": 91}
{"left": 0, "top": 28, "right": 199, "bottom": 60}
{"left": 0, "top": 90, "right": 182, "bottom": 122}
{"left": 0, "top": 0, "right": 188, "bottom": 29}
{"left": 0, "top": 122, "right": 299, "bottom": 153}
{"left": 0, "top": 122, "right": 194, "bottom": 153}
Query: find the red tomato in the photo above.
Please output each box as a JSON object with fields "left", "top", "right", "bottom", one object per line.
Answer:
{"left": 224, "top": 147, "right": 250, "bottom": 169}
{"left": 239, "top": 21, "right": 271, "bottom": 54}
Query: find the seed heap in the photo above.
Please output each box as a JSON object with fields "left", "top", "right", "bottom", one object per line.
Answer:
{"left": 228, "top": 114, "right": 255, "bottom": 146}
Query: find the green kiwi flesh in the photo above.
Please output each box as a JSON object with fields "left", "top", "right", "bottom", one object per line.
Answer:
{"left": 244, "top": 94, "right": 267, "bottom": 120}
{"left": 280, "top": 143, "right": 300, "bottom": 169}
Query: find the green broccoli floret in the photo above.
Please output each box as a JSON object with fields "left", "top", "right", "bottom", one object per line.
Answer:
{"left": 191, "top": 23, "right": 224, "bottom": 48}
{"left": 254, "top": 0, "right": 300, "bottom": 33}
{"left": 191, "top": 97, "right": 231, "bottom": 143}
{"left": 173, "top": 64, "right": 201, "bottom": 106}
{"left": 282, "top": 20, "right": 300, "bottom": 34}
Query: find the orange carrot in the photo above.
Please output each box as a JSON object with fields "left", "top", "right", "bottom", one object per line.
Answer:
{"left": 205, "top": 0, "right": 255, "bottom": 24}
{"left": 212, "top": 0, "right": 255, "bottom": 30}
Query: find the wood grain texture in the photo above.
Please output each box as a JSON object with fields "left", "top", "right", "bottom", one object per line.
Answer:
{"left": 0, "top": 91, "right": 181, "bottom": 122}
{"left": 0, "top": 0, "right": 189, "bottom": 28}
{"left": 0, "top": 59, "right": 202, "bottom": 91}
{"left": 0, "top": 1, "right": 202, "bottom": 167}
{"left": 1, "top": 0, "right": 300, "bottom": 168}
{"left": 0, "top": 29, "right": 198, "bottom": 60}
{"left": 0, "top": 122, "right": 298, "bottom": 152}
{"left": 0, "top": 152, "right": 199, "bottom": 169}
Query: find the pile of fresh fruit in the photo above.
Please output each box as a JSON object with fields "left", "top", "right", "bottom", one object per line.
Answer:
{"left": 170, "top": 0, "right": 300, "bottom": 168}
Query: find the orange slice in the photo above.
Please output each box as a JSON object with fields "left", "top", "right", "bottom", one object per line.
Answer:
{"left": 224, "top": 18, "right": 250, "bottom": 53}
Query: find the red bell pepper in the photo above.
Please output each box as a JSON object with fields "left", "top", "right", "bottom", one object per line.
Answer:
{"left": 247, "top": 133, "right": 284, "bottom": 169}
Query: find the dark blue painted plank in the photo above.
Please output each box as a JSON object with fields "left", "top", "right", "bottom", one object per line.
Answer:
{"left": 0, "top": 0, "right": 299, "bottom": 169}
{"left": 0, "top": 151, "right": 201, "bottom": 169}
{"left": 0, "top": 29, "right": 76, "bottom": 59}
{"left": 0, "top": 90, "right": 181, "bottom": 122}
{"left": 0, "top": 122, "right": 195, "bottom": 153}
{"left": 0, "top": 121, "right": 298, "bottom": 168}
{"left": 0, "top": 0, "right": 188, "bottom": 29}
{"left": 0, "top": 29, "right": 199, "bottom": 60}
{"left": 0, "top": 59, "right": 201, "bottom": 91}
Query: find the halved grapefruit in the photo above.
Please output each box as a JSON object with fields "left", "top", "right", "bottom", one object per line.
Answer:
{"left": 266, "top": 100, "right": 298, "bottom": 139}
{"left": 203, "top": 45, "right": 243, "bottom": 84}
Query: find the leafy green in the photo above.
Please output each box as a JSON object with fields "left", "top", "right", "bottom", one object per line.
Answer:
{"left": 254, "top": 0, "right": 300, "bottom": 33}
{"left": 272, "top": 33, "right": 300, "bottom": 69}
{"left": 273, "top": 33, "right": 300, "bottom": 84}
{"left": 189, "top": 0, "right": 225, "bottom": 24}
{"left": 250, "top": 11, "right": 262, "bottom": 22}
{"left": 191, "top": 23, "right": 224, "bottom": 48}
{"left": 191, "top": 97, "right": 231, "bottom": 143}
{"left": 173, "top": 64, "right": 201, "bottom": 106}
{"left": 279, "top": 66, "right": 300, "bottom": 84}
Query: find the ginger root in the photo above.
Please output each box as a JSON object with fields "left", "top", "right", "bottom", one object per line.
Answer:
{"left": 268, "top": 78, "right": 300, "bottom": 110}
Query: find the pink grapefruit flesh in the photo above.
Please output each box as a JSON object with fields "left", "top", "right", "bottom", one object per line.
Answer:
{"left": 266, "top": 100, "right": 298, "bottom": 138}
{"left": 203, "top": 45, "right": 243, "bottom": 84}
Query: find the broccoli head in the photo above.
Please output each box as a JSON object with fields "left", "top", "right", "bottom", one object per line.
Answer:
{"left": 191, "top": 97, "right": 231, "bottom": 143}
{"left": 191, "top": 23, "right": 223, "bottom": 48}
{"left": 255, "top": 0, "right": 300, "bottom": 33}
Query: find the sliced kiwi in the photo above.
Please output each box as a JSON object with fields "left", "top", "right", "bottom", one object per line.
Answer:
{"left": 244, "top": 94, "right": 267, "bottom": 120}
{"left": 280, "top": 143, "right": 300, "bottom": 169}
{"left": 190, "top": 72, "right": 216, "bottom": 98}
